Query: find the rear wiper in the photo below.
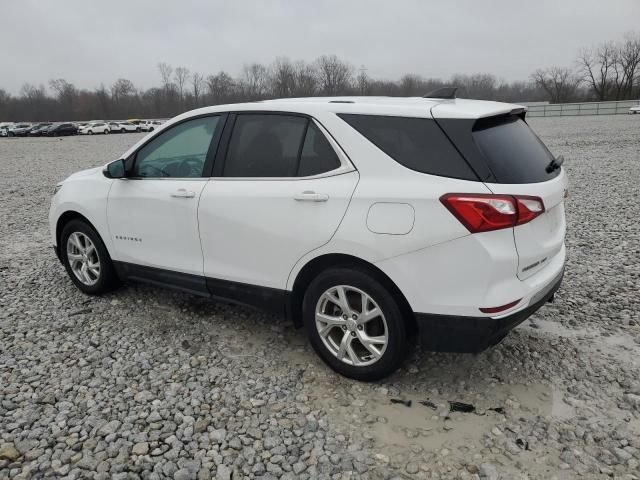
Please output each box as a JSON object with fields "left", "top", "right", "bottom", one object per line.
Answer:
{"left": 545, "top": 155, "right": 564, "bottom": 173}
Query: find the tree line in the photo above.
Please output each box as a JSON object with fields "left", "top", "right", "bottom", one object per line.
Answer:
{"left": 1, "top": 32, "right": 638, "bottom": 122}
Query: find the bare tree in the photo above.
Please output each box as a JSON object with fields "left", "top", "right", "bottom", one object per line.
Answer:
{"left": 270, "top": 57, "right": 297, "bottom": 97}
{"left": 579, "top": 43, "right": 616, "bottom": 100}
{"left": 398, "top": 74, "right": 424, "bottom": 96}
{"left": 20, "top": 83, "right": 46, "bottom": 101}
{"left": 315, "top": 55, "right": 353, "bottom": 95}
{"left": 531, "top": 67, "right": 581, "bottom": 103}
{"left": 357, "top": 65, "right": 369, "bottom": 95}
{"left": 293, "top": 61, "right": 318, "bottom": 96}
{"left": 174, "top": 67, "right": 190, "bottom": 102}
{"left": 611, "top": 33, "right": 640, "bottom": 99}
{"left": 206, "top": 71, "right": 235, "bottom": 104}
{"left": 111, "top": 78, "right": 136, "bottom": 102}
{"left": 191, "top": 72, "right": 204, "bottom": 106}
{"left": 158, "top": 62, "right": 173, "bottom": 91}
{"left": 49, "top": 79, "right": 77, "bottom": 117}
{"left": 240, "top": 63, "right": 269, "bottom": 99}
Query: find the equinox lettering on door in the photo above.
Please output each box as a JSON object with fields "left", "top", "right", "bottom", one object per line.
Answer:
{"left": 115, "top": 235, "right": 142, "bottom": 242}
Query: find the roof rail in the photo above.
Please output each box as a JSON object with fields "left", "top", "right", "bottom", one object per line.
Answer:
{"left": 423, "top": 86, "right": 458, "bottom": 99}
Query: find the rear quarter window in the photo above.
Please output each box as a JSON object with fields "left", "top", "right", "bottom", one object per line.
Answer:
{"left": 472, "top": 116, "right": 559, "bottom": 184}
{"left": 338, "top": 114, "right": 478, "bottom": 180}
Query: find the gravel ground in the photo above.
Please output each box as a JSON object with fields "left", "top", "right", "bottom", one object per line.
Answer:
{"left": 1, "top": 115, "right": 639, "bottom": 480}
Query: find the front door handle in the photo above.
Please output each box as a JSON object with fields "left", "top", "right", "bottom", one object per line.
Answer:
{"left": 293, "top": 191, "right": 329, "bottom": 202}
{"left": 171, "top": 188, "right": 196, "bottom": 198}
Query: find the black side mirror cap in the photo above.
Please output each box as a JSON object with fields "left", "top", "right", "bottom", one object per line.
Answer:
{"left": 103, "top": 159, "right": 125, "bottom": 179}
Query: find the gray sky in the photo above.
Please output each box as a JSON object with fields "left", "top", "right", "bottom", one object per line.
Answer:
{"left": 2, "top": 0, "right": 639, "bottom": 94}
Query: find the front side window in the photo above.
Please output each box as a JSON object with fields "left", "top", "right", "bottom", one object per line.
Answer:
{"left": 133, "top": 116, "right": 220, "bottom": 178}
{"left": 223, "top": 114, "right": 341, "bottom": 178}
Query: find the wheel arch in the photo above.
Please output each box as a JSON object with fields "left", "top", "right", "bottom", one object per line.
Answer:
{"left": 56, "top": 211, "right": 106, "bottom": 256}
{"left": 288, "top": 253, "right": 417, "bottom": 336}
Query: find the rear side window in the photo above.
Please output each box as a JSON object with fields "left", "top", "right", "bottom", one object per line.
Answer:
{"left": 472, "top": 116, "right": 558, "bottom": 183}
{"left": 223, "top": 114, "right": 342, "bottom": 178}
{"left": 298, "top": 123, "right": 341, "bottom": 177}
{"left": 338, "top": 114, "right": 477, "bottom": 180}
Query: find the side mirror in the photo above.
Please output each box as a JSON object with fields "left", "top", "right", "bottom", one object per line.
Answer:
{"left": 103, "top": 159, "right": 125, "bottom": 179}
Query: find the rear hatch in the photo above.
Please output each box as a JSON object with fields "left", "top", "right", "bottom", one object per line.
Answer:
{"left": 433, "top": 107, "right": 567, "bottom": 280}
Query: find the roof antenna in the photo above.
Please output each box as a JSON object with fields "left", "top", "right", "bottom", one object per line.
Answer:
{"left": 423, "top": 86, "right": 458, "bottom": 99}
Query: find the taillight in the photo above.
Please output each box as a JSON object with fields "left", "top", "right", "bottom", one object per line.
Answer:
{"left": 514, "top": 196, "right": 545, "bottom": 225}
{"left": 440, "top": 193, "right": 545, "bottom": 233}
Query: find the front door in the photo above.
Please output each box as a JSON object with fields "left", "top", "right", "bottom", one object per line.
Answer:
{"left": 107, "top": 115, "right": 224, "bottom": 282}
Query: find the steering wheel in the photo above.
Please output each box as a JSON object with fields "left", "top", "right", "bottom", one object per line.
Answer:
{"left": 180, "top": 157, "right": 203, "bottom": 177}
{"left": 140, "top": 164, "right": 170, "bottom": 177}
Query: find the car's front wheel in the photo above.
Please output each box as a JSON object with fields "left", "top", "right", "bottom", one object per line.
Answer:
{"left": 60, "top": 220, "right": 119, "bottom": 294}
{"left": 303, "top": 267, "right": 408, "bottom": 381}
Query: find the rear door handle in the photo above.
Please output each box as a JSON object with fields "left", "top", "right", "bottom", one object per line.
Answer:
{"left": 293, "top": 191, "right": 329, "bottom": 202}
{"left": 171, "top": 188, "right": 196, "bottom": 198}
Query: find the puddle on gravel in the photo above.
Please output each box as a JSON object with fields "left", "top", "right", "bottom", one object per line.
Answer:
{"left": 364, "top": 383, "right": 552, "bottom": 451}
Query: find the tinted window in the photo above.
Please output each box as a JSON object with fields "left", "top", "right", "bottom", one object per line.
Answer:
{"left": 133, "top": 116, "right": 220, "bottom": 178}
{"left": 298, "top": 123, "right": 341, "bottom": 176}
{"left": 339, "top": 114, "right": 477, "bottom": 180}
{"left": 223, "top": 114, "right": 307, "bottom": 177}
{"left": 472, "top": 116, "right": 558, "bottom": 183}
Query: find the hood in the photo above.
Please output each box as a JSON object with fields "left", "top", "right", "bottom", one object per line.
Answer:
{"left": 65, "top": 166, "right": 103, "bottom": 182}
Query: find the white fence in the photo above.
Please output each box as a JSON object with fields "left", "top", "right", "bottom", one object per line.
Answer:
{"left": 526, "top": 99, "right": 640, "bottom": 117}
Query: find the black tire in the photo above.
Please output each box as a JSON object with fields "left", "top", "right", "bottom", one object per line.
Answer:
{"left": 303, "top": 267, "right": 408, "bottom": 381}
{"left": 89, "top": 130, "right": 93, "bottom": 135}
{"left": 60, "top": 219, "right": 120, "bottom": 295}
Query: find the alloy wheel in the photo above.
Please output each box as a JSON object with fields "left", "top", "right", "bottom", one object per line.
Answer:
{"left": 66, "top": 232, "right": 101, "bottom": 286}
{"left": 315, "top": 285, "right": 388, "bottom": 366}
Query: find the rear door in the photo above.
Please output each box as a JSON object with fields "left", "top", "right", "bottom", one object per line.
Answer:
{"left": 469, "top": 115, "right": 568, "bottom": 279}
{"left": 199, "top": 112, "right": 359, "bottom": 290}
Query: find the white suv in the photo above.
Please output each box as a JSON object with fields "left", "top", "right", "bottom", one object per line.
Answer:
{"left": 49, "top": 94, "right": 567, "bottom": 380}
{"left": 79, "top": 122, "right": 110, "bottom": 135}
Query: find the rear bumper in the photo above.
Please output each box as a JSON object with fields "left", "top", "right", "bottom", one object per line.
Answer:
{"left": 415, "top": 267, "right": 564, "bottom": 353}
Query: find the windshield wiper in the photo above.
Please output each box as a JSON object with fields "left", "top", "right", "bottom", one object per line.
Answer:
{"left": 545, "top": 155, "right": 564, "bottom": 173}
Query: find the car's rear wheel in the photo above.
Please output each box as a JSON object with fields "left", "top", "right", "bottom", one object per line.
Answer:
{"left": 104, "top": 129, "right": 109, "bottom": 134}
{"left": 60, "top": 220, "right": 119, "bottom": 295}
{"left": 303, "top": 267, "right": 408, "bottom": 381}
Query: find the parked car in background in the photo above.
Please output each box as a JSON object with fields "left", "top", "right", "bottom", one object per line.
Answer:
{"left": 29, "top": 123, "right": 53, "bottom": 136}
{"left": 49, "top": 95, "right": 567, "bottom": 380}
{"left": 0, "top": 123, "right": 14, "bottom": 137}
{"left": 140, "top": 120, "right": 164, "bottom": 132}
{"left": 119, "top": 121, "right": 140, "bottom": 133}
{"left": 79, "top": 122, "right": 110, "bottom": 135}
{"left": 108, "top": 122, "right": 140, "bottom": 133}
{"left": 9, "top": 123, "right": 32, "bottom": 136}
{"left": 46, "top": 123, "right": 78, "bottom": 136}
{"left": 76, "top": 122, "right": 88, "bottom": 130}
{"left": 629, "top": 105, "right": 640, "bottom": 114}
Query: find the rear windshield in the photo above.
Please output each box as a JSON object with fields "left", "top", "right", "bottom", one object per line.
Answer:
{"left": 472, "top": 116, "right": 558, "bottom": 183}
{"left": 338, "top": 114, "right": 477, "bottom": 180}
